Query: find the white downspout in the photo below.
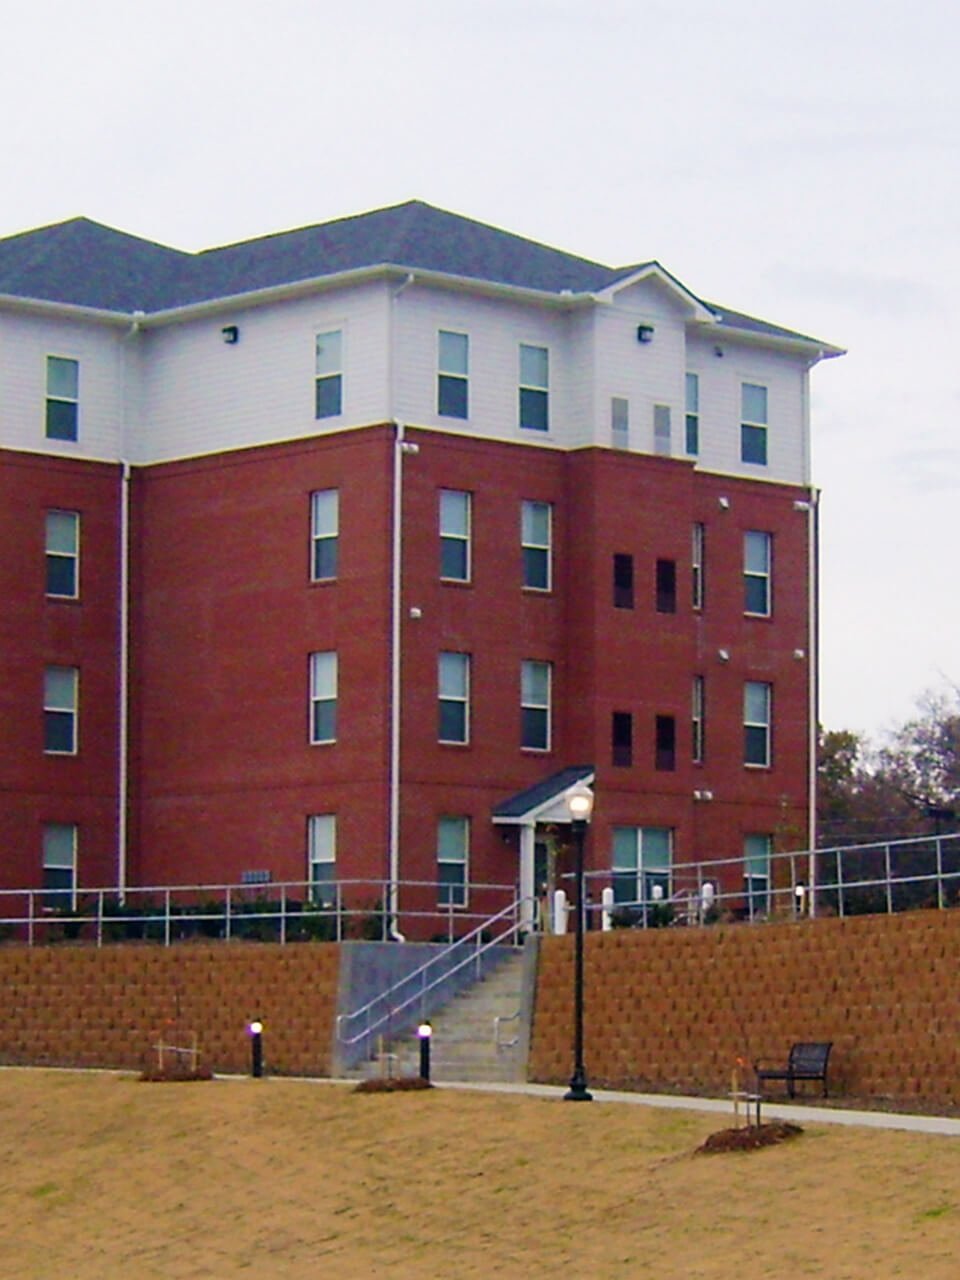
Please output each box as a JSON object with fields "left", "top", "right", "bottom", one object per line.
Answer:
{"left": 807, "top": 486, "right": 820, "bottom": 916}
{"left": 117, "top": 310, "right": 142, "bottom": 899}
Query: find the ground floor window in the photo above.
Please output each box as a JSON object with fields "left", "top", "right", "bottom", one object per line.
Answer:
{"left": 43, "top": 823, "right": 76, "bottom": 909}
{"left": 743, "top": 833, "right": 771, "bottom": 917}
{"left": 437, "top": 816, "right": 468, "bottom": 907}
{"left": 612, "top": 826, "right": 672, "bottom": 905}
{"left": 308, "top": 814, "right": 337, "bottom": 906}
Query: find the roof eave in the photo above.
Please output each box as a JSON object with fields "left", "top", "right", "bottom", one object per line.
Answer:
{"left": 0, "top": 292, "right": 133, "bottom": 326}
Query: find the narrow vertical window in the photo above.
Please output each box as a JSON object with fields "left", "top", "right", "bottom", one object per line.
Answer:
{"left": 438, "top": 331, "right": 469, "bottom": 419}
{"left": 612, "top": 711, "right": 633, "bottom": 767}
{"left": 439, "top": 489, "right": 471, "bottom": 582}
{"left": 685, "top": 373, "right": 699, "bottom": 455}
{"left": 519, "top": 344, "right": 549, "bottom": 431}
{"left": 521, "top": 660, "right": 551, "bottom": 751}
{"left": 613, "top": 553, "right": 634, "bottom": 609}
{"left": 611, "top": 396, "right": 629, "bottom": 449}
{"left": 692, "top": 523, "right": 705, "bottom": 611}
{"left": 44, "top": 666, "right": 78, "bottom": 754}
{"left": 310, "top": 490, "right": 339, "bottom": 581}
{"left": 744, "top": 531, "right": 772, "bottom": 616}
{"left": 653, "top": 404, "right": 671, "bottom": 455}
{"left": 521, "top": 500, "right": 551, "bottom": 590}
{"left": 744, "top": 681, "right": 772, "bottom": 767}
{"left": 309, "top": 651, "right": 338, "bottom": 744}
{"left": 315, "top": 330, "right": 343, "bottom": 418}
{"left": 43, "top": 823, "right": 76, "bottom": 909}
{"left": 438, "top": 652, "right": 470, "bottom": 744}
{"left": 307, "top": 814, "right": 337, "bottom": 906}
{"left": 655, "top": 559, "right": 676, "bottom": 613}
{"left": 692, "top": 675, "right": 705, "bottom": 764}
{"left": 741, "top": 383, "right": 768, "bottom": 465}
{"left": 437, "top": 816, "right": 469, "bottom": 907}
{"left": 45, "top": 510, "right": 79, "bottom": 598}
{"left": 744, "top": 833, "right": 772, "bottom": 918}
{"left": 655, "top": 715, "right": 676, "bottom": 771}
{"left": 46, "top": 356, "right": 79, "bottom": 441}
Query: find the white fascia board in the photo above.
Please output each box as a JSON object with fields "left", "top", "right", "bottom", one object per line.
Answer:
{"left": 596, "top": 263, "right": 716, "bottom": 322}
{"left": 692, "top": 316, "right": 846, "bottom": 362}
{"left": 0, "top": 293, "right": 132, "bottom": 327}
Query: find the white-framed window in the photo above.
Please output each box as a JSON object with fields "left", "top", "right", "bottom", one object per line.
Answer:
{"left": 307, "top": 814, "right": 337, "bottom": 906}
{"left": 439, "top": 489, "right": 471, "bottom": 582}
{"left": 309, "top": 651, "right": 338, "bottom": 744}
{"left": 744, "top": 681, "right": 772, "bottom": 767}
{"left": 438, "top": 330, "right": 469, "bottom": 419}
{"left": 744, "top": 531, "right": 772, "bottom": 616}
{"left": 653, "top": 404, "right": 671, "bottom": 456}
{"left": 519, "top": 344, "right": 549, "bottom": 431}
{"left": 521, "top": 500, "right": 552, "bottom": 591}
{"left": 741, "top": 382, "right": 768, "bottom": 465}
{"left": 744, "top": 833, "right": 772, "bottom": 918}
{"left": 611, "top": 396, "right": 629, "bottom": 449}
{"left": 685, "top": 373, "right": 699, "bottom": 455}
{"left": 43, "top": 822, "right": 77, "bottom": 910}
{"left": 45, "top": 510, "right": 79, "bottom": 598}
{"left": 44, "top": 666, "right": 78, "bottom": 755}
{"left": 437, "top": 815, "right": 469, "bottom": 907}
{"left": 692, "top": 523, "right": 705, "bottom": 611}
{"left": 310, "top": 489, "right": 339, "bottom": 581}
{"left": 46, "top": 356, "right": 79, "bottom": 441}
{"left": 521, "top": 659, "right": 551, "bottom": 751}
{"left": 315, "top": 330, "right": 343, "bottom": 419}
{"left": 612, "top": 826, "right": 672, "bottom": 905}
{"left": 692, "top": 675, "right": 705, "bottom": 764}
{"left": 438, "top": 652, "right": 470, "bottom": 744}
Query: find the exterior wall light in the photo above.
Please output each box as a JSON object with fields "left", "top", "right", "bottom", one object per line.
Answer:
{"left": 221, "top": 325, "right": 239, "bottom": 344}
{"left": 636, "top": 324, "right": 655, "bottom": 343}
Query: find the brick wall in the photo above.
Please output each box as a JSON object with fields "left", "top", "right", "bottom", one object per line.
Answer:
{"left": 0, "top": 943, "right": 339, "bottom": 1077}
{"left": 530, "top": 911, "right": 960, "bottom": 1107}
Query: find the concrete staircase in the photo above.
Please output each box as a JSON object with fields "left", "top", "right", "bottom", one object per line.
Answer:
{"left": 355, "top": 948, "right": 529, "bottom": 1084}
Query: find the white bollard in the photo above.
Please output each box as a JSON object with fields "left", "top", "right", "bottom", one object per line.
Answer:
{"left": 601, "top": 886, "right": 615, "bottom": 931}
{"left": 553, "top": 889, "right": 569, "bottom": 935}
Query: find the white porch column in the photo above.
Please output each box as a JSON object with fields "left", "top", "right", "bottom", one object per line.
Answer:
{"left": 519, "top": 822, "right": 536, "bottom": 931}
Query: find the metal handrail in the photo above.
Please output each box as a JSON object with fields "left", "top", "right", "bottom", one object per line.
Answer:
{"left": 494, "top": 1009, "right": 521, "bottom": 1051}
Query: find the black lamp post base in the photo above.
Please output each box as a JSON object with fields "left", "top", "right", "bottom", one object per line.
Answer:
{"left": 564, "top": 1069, "right": 593, "bottom": 1102}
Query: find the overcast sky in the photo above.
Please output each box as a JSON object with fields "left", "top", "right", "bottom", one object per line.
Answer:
{"left": 3, "top": 0, "right": 957, "bottom": 743}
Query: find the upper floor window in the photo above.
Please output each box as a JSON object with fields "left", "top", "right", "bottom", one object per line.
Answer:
{"left": 521, "top": 500, "right": 552, "bottom": 591}
{"left": 437, "top": 816, "right": 469, "bottom": 907}
{"left": 44, "top": 665, "right": 78, "bottom": 754}
{"left": 611, "top": 397, "right": 629, "bottom": 449}
{"left": 439, "top": 489, "right": 471, "bottom": 582}
{"left": 521, "top": 659, "right": 551, "bottom": 751}
{"left": 655, "top": 559, "right": 676, "bottom": 614}
{"left": 438, "top": 652, "right": 470, "bottom": 744}
{"left": 655, "top": 714, "right": 676, "bottom": 771}
{"left": 613, "top": 553, "right": 634, "bottom": 609}
{"left": 519, "top": 344, "right": 549, "bottom": 431}
{"left": 685, "top": 373, "right": 699, "bottom": 455}
{"left": 612, "top": 711, "right": 633, "bottom": 767}
{"left": 692, "top": 523, "right": 705, "bottom": 610}
{"left": 653, "top": 404, "right": 671, "bottom": 456}
{"left": 744, "top": 531, "right": 772, "bottom": 616}
{"left": 46, "top": 356, "right": 79, "bottom": 441}
{"left": 315, "top": 330, "right": 343, "bottom": 419}
{"left": 45, "top": 510, "right": 79, "bottom": 598}
{"left": 744, "top": 681, "right": 772, "bottom": 767}
{"left": 438, "top": 331, "right": 469, "bottom": 419}
{"left": 310, "top": 490, "right": 339, "bottom": 581}
{"left": 741, "top": 383, "right": 768, "bottom": 465}
{"left": 309, "top": 651, "right": 338, "bottom": 744}
{"left": 307, "top": 814, "right": 337, "bottom": 907}
{"left": 692, "top": 675, "right": 705, "bottom": 764}
{"left": 43, "top": 822, "right": 76, "bottom": 910}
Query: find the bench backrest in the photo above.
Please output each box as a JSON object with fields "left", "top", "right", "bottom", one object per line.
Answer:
{"left": 789, "top": 1041, "right": 832, "bottom": 1072}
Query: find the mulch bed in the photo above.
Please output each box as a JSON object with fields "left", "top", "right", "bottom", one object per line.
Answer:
{"left": 695, "top": 1122, "right": 803, "bottom": 1154}
{"left": 139, "top": 1066, "right": 215, "bottom": 1083}
{"left": 353, "top": 1076, "right": 433, "bottom": 1094}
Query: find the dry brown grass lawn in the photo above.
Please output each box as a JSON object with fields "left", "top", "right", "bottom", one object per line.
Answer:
{"left": 1, "top": 1069, "right": 959, "bottom": 1278}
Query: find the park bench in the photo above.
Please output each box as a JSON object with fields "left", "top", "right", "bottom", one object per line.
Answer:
{"left": 754, "top": 1041, "right": 832, "bottom": 1099}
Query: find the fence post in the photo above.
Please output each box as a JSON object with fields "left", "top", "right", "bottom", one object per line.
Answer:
{"left": 225, "top": 885, "right": 232, "bottom": 940}
{"left": 884, "top": 842, "right": 893, "bottom": 915}
{"left": 280, "top": 883, "right": 287, "bottom": 945}
{"left": 936, "top": 837, "right": 945, "bottom": 910}
{"left": 96, "top": 889, "right": 104, "bottom": 948}
{"left": 837, "top": 848, "right": 845, "bottom": 918}
{"left": 28, "top": 890, "right": 35, "bottom": 947}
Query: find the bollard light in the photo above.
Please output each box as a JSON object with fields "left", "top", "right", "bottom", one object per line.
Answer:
{"left": 417, "top": 1022, "right": 433, "bottom": 1083}
{"left": 248, "top": 1019, "right": 264, "bottom": 1078}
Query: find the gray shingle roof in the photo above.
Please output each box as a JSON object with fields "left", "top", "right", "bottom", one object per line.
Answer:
{"left": 492, "top": 765, "right": 595, "bottom": 821}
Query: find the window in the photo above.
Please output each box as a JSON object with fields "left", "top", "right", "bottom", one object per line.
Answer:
{"left": 43, "top": 822, "right": 76, "bottom": 909}
{"left": 654, "top": 404, "right": 671, "bottom": 456}
{"left": 309, "top": 651, "right": 337, "bottom": 744}
{"left": 46, "top": 356, "right": 79, "bottom": 441}
{"left": 744, "top": 681, "right": 772, "bottom": 767}
{"left": 744, "top": 833, "right": 772, "bottom": 918}
{"left": 315, "top": 330, "right": 343, "bottom": 418}
{"left": 744, "top": 531, "right": 772, "bottom": 616}
{"left": 439, "top": 489, "right": 471, "bottom": 582}
{"left": 612, "top": 711, "right": 632, "bottom": 767}
{"left": 521, "top": 659, "right": 551, "bottom": 751}
{"left": 310, "top": 490, "right": 339, "bottom": 581}
{"left": 45, "top": 511, "right": 79, "bottom": 598}
{"left": 307, "top": 814, "right": 337, "bottom": 906}
{"left": 685, "top": 373, "right": 699, "bottom": 455}
{"left": 692, "top": 675, "right": 705, "bottom": 764}
{"left": 656, "top": 559, "right": 676, "bottom": 614}
{"left": 521, "top": 500, "right": 552, "bottom": 591}
{"left": 519, "top": 344, "right": 549, "bottom": 431}
{"left": 438, "top": 652, "right": 470, "bottom": 744}
{"left": 437, "top": 816, "right": 468, "bottom": 907}
{"left": 692, "top": 523, "right": 705, "bottom": 610}
{"left": 611, "top": 397, "right": 629, "bottom": 448}
{"left": 438, "top": 331, "right": 468, "bottom": 419}
{"left": 612, "top": 826, "right": 672, "bottom": 905}
{"left": 655, "top": 714, "right": 676, "bottom": 771}
{"left": 613, "top": 553, "right": 634, "bottom": 609}
{"left": 44, "top": 666, "right": 78, "bottom": 754}
{"left": 741, "top": 383, "right": 768, "bottom": 465}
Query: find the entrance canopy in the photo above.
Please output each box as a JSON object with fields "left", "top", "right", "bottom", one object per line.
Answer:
{"left": 491, "top": 765, "right": 595, "bottom": 827}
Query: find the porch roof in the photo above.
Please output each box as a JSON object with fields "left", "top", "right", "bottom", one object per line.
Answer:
{"left": 491, "top": 765, "right": 595, "bottom": 825}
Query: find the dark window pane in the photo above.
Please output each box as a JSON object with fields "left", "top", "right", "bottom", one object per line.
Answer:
{"left": 438, "top": 863, "right": 466, "bottom": 906}
{"left": 744, "top": 576, "right": 768, "bottom": 615}
{"left": 523, "top": 547, "right": 548, "bottom": 590}
{"left": 44, "top": 711, "right": 75, "bottom": 753}
{"left": 440, "top": 538, "right": 468, "bottom": 581}
{"left": 46, "top": 557, "right": 76, "bottom": 597}
{"left": 312, "top": 701, "right": 336, "bottom": 743}
{"left": 656, "top": 560, "right": 676, "bottom": 613}
{"left": 46, "top": 399, "right": 78, "bottom": 441}
{"left": 313, "top": 538, "right": 338, "bottom": 581}
{"left": 519, "top": 387, "right": 548, "bottom": 431}
{"left": 315, "top": 374, "right": 342, "bottom": 419}
{"left": 744, "top": 725, "right": 769, "bottom": 766}
{"left": 741, "top": 423, "right": 767, "bottom": 464}
{"left": 685, "top": 413, "right": 699, "bottom": 455}
{"left": 612, "top": 871, "right": 636, "bottom": 905}
{"left": 438, "top": 374, "right": 468, "bottom": 419}
{"left": 655, "top": 715, "right": 676, "bottom": 771}
{"left": 439, "top": 701, "right": 466, "bottom": 743}
{"left": 612, "top": 711, "right": 632, "bottom": 767}
{"left": 522, "top": 707, "right": 548, "bottom": 750}
{"left": 613, "top": 553, "right": 634, "bottom": 609}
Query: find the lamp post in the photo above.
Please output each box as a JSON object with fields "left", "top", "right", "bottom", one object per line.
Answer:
{"left": 564, "top": 783, "right": 594, "bottom": 1102}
